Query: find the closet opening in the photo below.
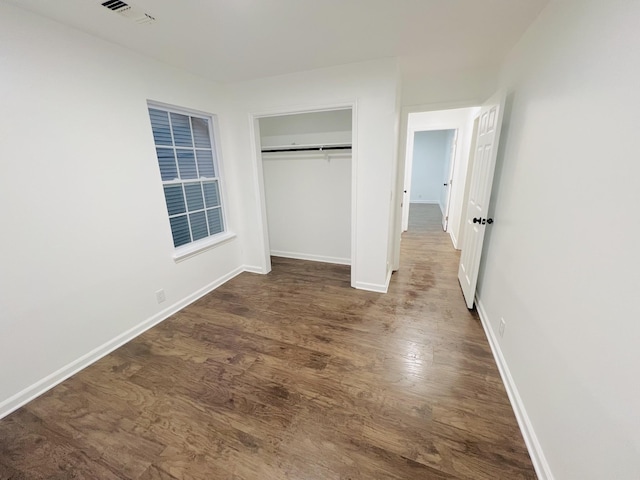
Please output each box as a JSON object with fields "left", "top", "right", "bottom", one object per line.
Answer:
{"left": 252, "top": 107, "right": 355, "bottom": 283}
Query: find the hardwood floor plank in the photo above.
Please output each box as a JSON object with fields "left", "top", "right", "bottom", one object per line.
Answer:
{"left": 0, "top": 411, "right": 125, "bottom": 479}
{"left": 0, "top": 463, "right": 27, "bottom": 480}
{"left": 0, "top": 204, "right": 536, "bottom": 479}
{"left": 137, "top": 464, "right": 180, "bottom": 480}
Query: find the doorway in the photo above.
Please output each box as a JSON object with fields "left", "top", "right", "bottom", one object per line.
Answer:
{"left": 405, "top": 129, "right": 458, "bottom": 232}
{"left": 391, "top": 105, "right": 480, "bottom": 272}
{"left": 400, "top": 107, "right": 480, "bottom": 247}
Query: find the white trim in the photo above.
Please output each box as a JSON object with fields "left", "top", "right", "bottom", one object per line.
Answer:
{"left": 242, "top": 265, "right": 266, "bottom": 274}
{"left": 404, "top": 99, "right": 484, "bottom": 113}
{"left": 441, "top": 129, "right": 457, "bottom": 233}
{"left": 475, "top": 297, "right": 554, "bottom": 480}
{"left": 354, "top": 280, "right": 388, "bottom": 293}
{"left": 349, "top": 103, "right": 358, "bottom": 288}
{"left": 405, "top": 125, "right": 460, "bottom": 229}
{"left": 449, "top": 230, "right": 459, "bottom": 250}
{"left": 394, "top": 102, "right": 482, "bottom": 268}
{"left": 248, "top": 101, "right": 358, "bottom": 288}
{"left": 252, "top": 103, "right": 354, "bottom": 118}
{"left": 210, "top": 109, "right": 233, "bottom": 242}
{"left": 145, "top": 100, "right": 218, "bottom": 119}
{"left": 410, "top": 200, "right": 439, "bottom": 204}
{"left": 173, "top": 231, "right": 236, "bottom": 262}
{"left": 0, "top": 265, "right": 249, "bottom": 420}
{"left": 356, "top": 267, "right": 391, "bottom": 294}
{"left": 401, "top": 123, "right": 415, "bottom": 231}
{"left": 261, "top": 151, "right": 351, "bottom": 161}
{"left": 147, "top": 100, "right": 232, "bottom": 254}
{"left": 271, "top": 250, "right": 350, "bottom": 266}
{"left": 248, "top": 115, "right": 272, "bottom": 275}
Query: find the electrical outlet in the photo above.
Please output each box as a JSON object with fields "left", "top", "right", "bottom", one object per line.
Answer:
{"left": 499, "top": 318, "right": 506, "bottom": 337}
{"left": 155, "top": 289, "right": 166, "bottom": 304}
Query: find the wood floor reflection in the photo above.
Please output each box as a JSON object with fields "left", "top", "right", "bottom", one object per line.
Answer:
{"left": 0, "top": 204, "right": 536, "bottom": 479}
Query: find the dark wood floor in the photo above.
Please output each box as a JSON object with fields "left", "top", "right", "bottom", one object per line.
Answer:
{"left": 0, "top": 204, "right": 535, "bottom": 479}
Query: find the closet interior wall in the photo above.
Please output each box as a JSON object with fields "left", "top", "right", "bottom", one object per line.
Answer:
{"left": 259, "top": 110, "right": 352, "bottom": 265}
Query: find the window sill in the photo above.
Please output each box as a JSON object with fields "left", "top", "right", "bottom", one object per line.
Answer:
{"left": 173, "top": 231, "right": 236, "bottom": 263}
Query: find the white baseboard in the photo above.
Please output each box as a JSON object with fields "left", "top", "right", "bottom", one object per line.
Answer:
{"left": 409, "top": 200, "right": 438, "bottom": 204}
{"left": 243, "top": 264, "right": 266, "bottom": 274}
{"left": 354, "top": 280, "right": 389, "bottom": 294}
{"left": 270, "top": 250, "right": 350, "bottom": 266}
{"left": 385, "top": 268, "right": 392, "bottom": 291}
{"left": 450, "top": 230, "right": 459, "bottom": 250}
{"left": 475, "top": 297, "right": 554, "bottom": 480}
{"left": 354, "top": 267, "right": 392, "bottom": 294}
{"left": 0, "top": 265, "right": 250, "bottom": 420}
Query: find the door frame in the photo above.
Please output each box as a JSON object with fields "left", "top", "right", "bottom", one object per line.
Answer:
{"left": 392, "top": 101, "right": 481, "bottom": 271}
{"left": 248, "top": 101, "right": 358, "bottom": 286}
{"left": 402, "top": 126, "right": 458, "bottom": 232}
{"left": 442, "top": 129, "right": 458, "bottom": 232}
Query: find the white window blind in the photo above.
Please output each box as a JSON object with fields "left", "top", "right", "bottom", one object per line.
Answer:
{"left": 148, "top": 106, "right": 225, "bottom": 248}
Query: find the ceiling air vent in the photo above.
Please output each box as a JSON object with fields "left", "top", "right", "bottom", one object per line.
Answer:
{"left": 101, "top": 0, "right": 156, "bottom": 25}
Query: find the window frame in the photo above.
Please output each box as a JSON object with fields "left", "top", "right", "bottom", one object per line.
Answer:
{"left": 147, "top": 101, "right": 234, "bottom": 262}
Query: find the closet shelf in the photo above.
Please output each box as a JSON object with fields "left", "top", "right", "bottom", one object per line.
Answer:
{"left": 261, "top": 143, "right": 351, "bottom": 153}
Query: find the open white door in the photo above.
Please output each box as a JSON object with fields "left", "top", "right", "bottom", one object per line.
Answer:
{"left": 401, "top": 131, "right": 415, "bottom": 232}
{"left": 441, "top": 130, "right": 458, "bottom": 231}
{"left": 458, "top": 93, "right": 505, "bottom": 308}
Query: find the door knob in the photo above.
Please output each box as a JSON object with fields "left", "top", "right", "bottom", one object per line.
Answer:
{"left": 444, "top": 183, "right": 448, "bottom": 186}
{"left": 473, "top": 217, "right": 482, "bottom": 223}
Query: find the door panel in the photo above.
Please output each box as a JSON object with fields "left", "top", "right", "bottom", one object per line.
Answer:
{"left": 458, "top": 94, "right": 505, "bottom": 308}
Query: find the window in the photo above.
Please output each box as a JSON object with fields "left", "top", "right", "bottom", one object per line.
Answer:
{"left": 148, "top": 104, "right": 226, "bottom": 249}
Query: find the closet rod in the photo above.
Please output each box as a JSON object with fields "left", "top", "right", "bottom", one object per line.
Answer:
{"left": 261, "top": 145, "right": 352, "bottom": 153}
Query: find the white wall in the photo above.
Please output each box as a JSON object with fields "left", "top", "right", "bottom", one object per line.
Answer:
{"left": 409, "top": 130, "right": 450, "bottom": 204}
{"left": 400, "top": 59, "right": 499, "bottom": 107}
{"left": 0, "top": 4, "right": 251, "bottom": 415}
{"left": 0, "top": 5, "right": 401, "bottom": 417}
{"left": 262, "top": 152, "right": 351, "bottom": 264}
{"left": 230, "top": 59, "right": 400, "bottom": 292}
{"left": 477, "top": 1, "right": 640, "bottom": 478}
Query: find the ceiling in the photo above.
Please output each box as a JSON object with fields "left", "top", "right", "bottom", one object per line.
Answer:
{"left": 6, "top": 0, "right": 549, "bottom": 83}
